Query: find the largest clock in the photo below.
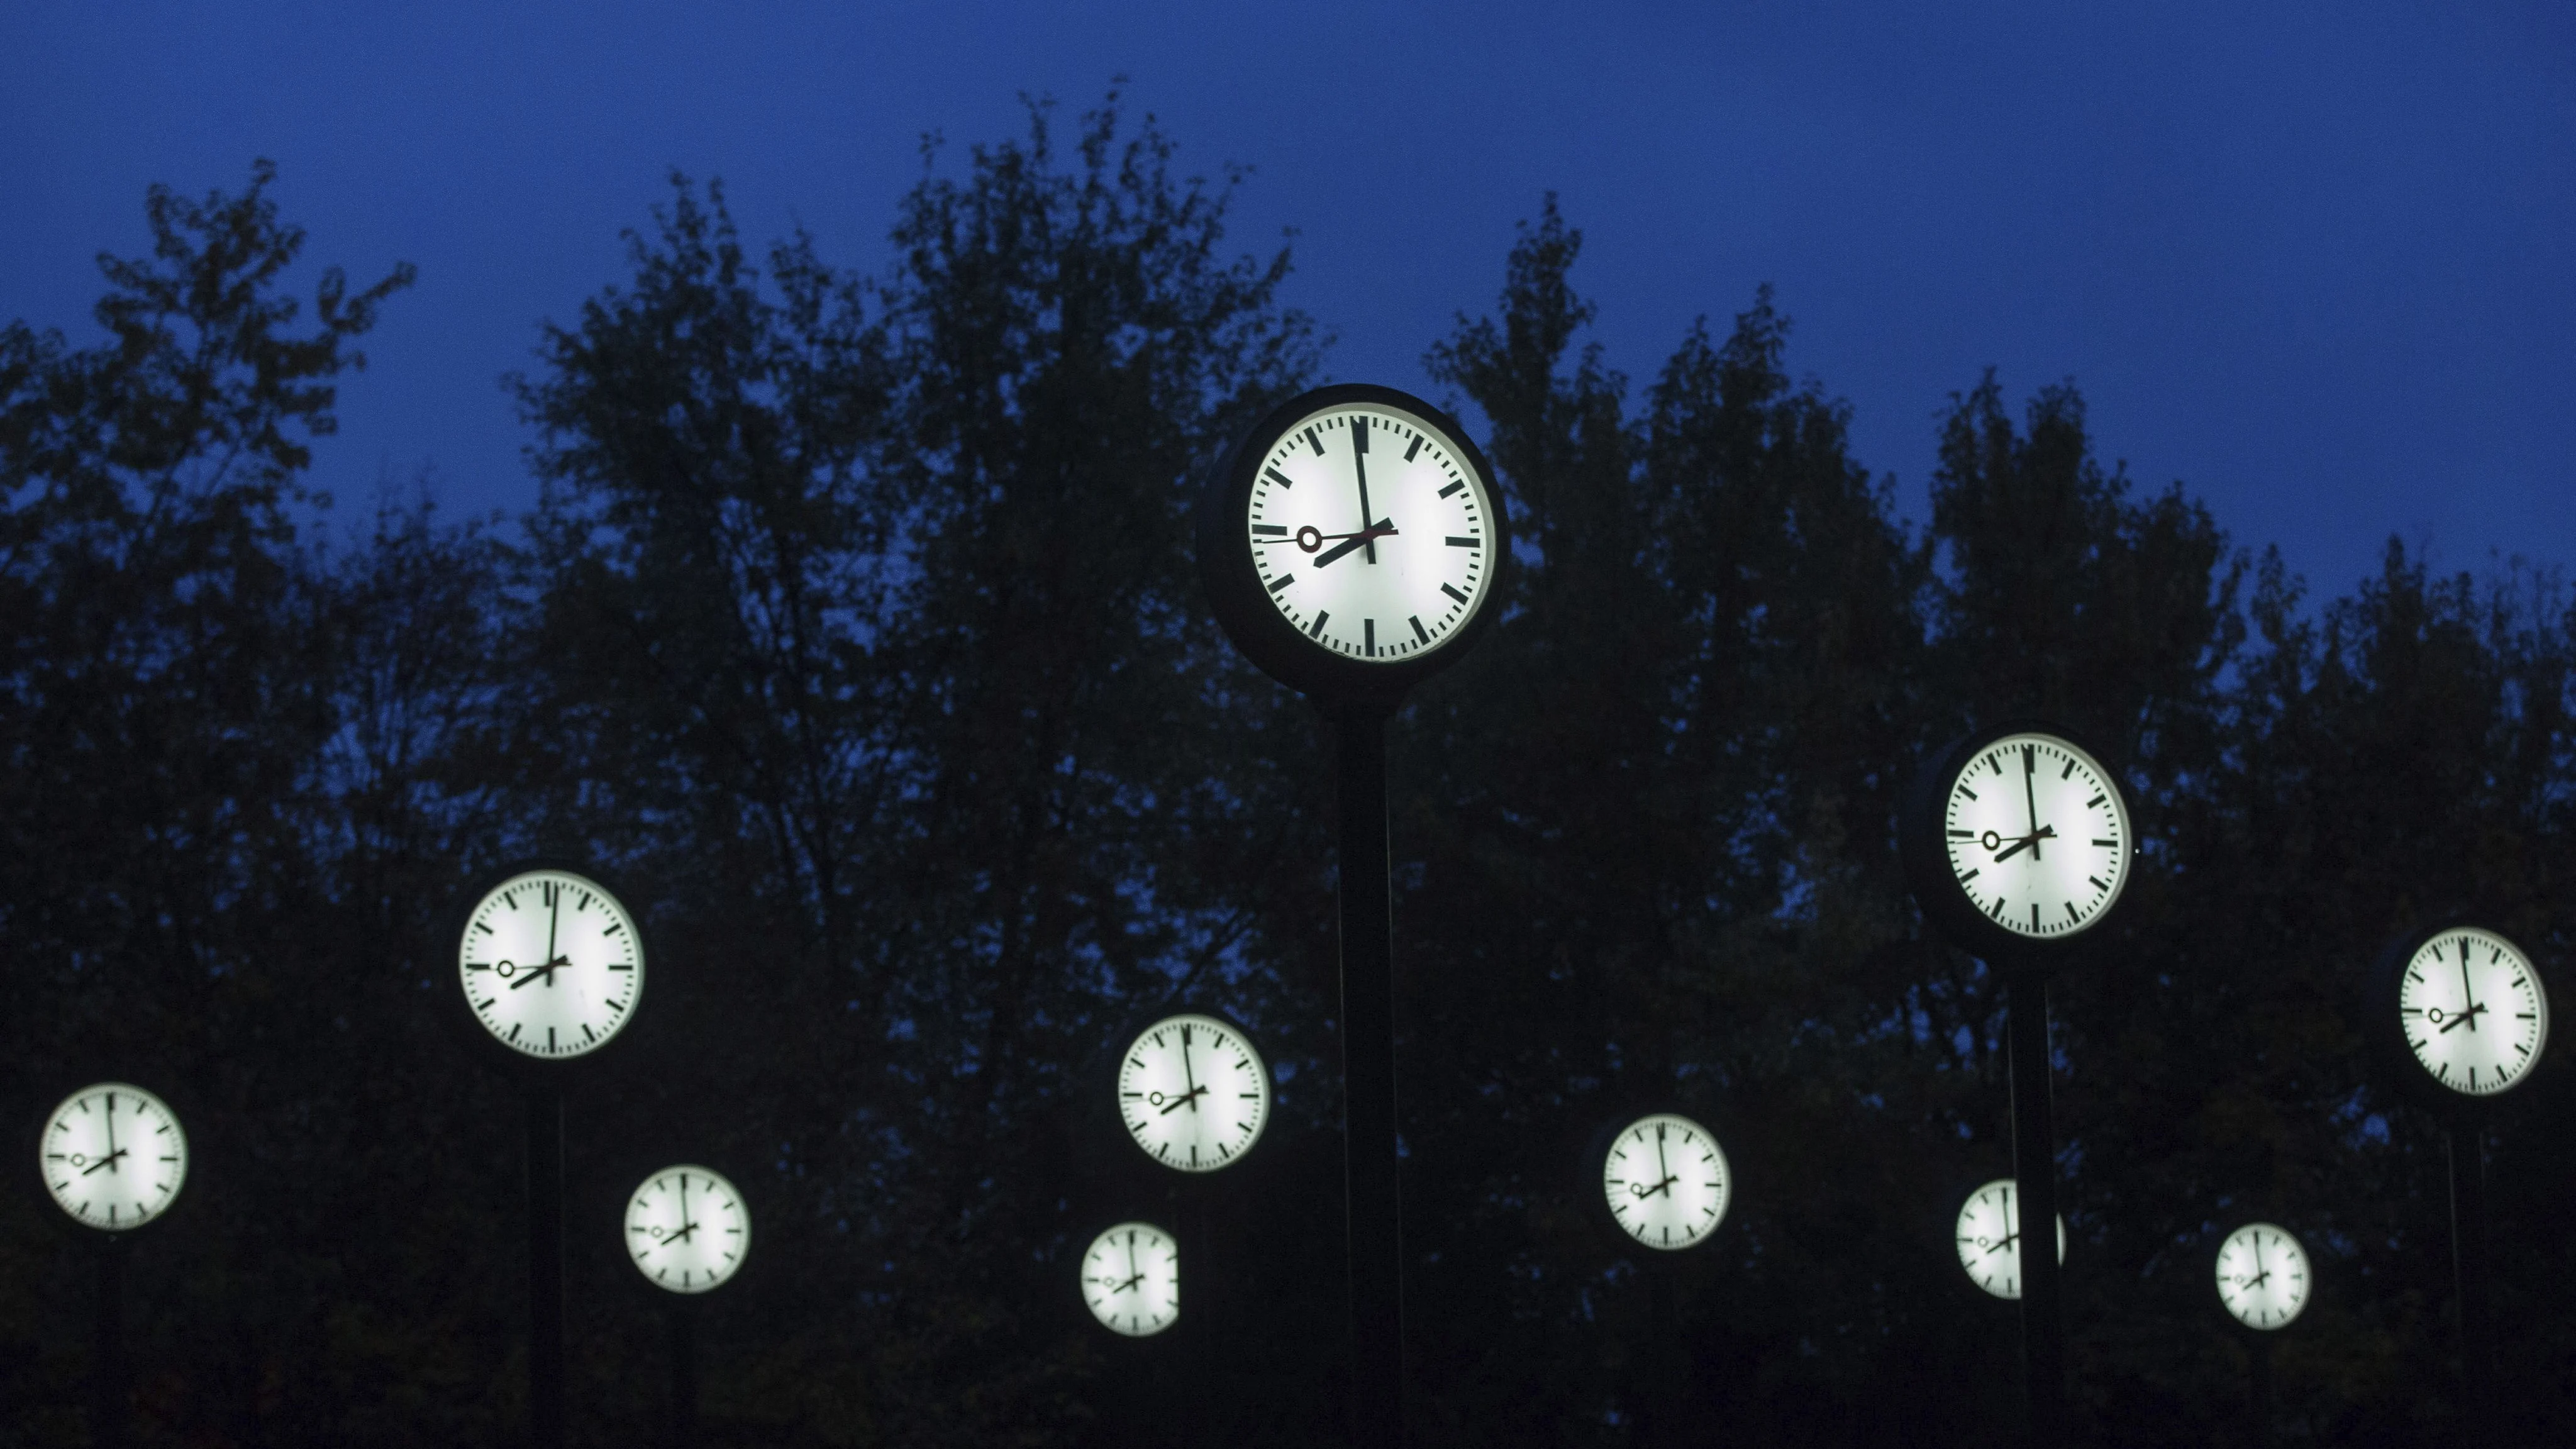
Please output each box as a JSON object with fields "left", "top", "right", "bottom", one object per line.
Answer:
{"left": 1198, "top": 384, "right": 1509, "bottom": 705}
{"left": 454, "top": 862, "right": 645, "bottom": 1062}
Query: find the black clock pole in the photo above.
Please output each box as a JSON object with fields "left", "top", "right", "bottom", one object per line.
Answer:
{"left": 665, "top": 1298, "right": 698, "bottom": 1448}
{"left": 1335, "top": 705, "right": 1406, "bottom": 1448}
{"left": 2446, "top": 1124, "right": 2492, "bottom": 1444}
{"left": 2245, "top": 1335, "right": 2274, "bottom": 1449}
{"left": 2005, "top": 972, "right": 2067, "bottom": 1446}
{"left": 526, "top": 1082, "right": 566, "bottom": 1449}
{"left": 92, "top": 1234, "right": 130, "bottom": 1449}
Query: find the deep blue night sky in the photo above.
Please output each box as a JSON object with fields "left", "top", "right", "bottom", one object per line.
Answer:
{"left": 7, "top": 1, "right": 2570, "bottom": 596}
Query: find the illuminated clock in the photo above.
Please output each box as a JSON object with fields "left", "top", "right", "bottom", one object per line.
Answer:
{"left": 1905, "top": 722, "right": 2136, "bottom": 963}
{"left": 2379, "top": 923, "right": 2550, "bottom": 1102}
{"left": 1199, "top": 384, "right": 1509, "bottom": 705}
{"left": 2214, "top": 1221, "right": 2311, "bottom": 1331}
{"left": 1080, "top": 1221, "right": 1179, "bottom": 1337}
{"left": 1116, "top": 1013, "right": 1271, "bottom": 1173}
{"left": 625, "top": 1164, "right": 750, "bottom": 1294}
{"left": 1599, "top": 1112, "right": 1731, "bottom": 1252}
{"left": 455, "top": 863, "right": 644, "bottom": 1060}
{"left": 1954, "top": 1179, "right": 2067, "bottom": 1300}
{"left": 40, "top": 1082, "right": 187, "bottom": 1231}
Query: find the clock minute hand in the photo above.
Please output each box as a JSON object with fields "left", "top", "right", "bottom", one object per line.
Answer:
{"left": 2021, "top": 747, "right": 2045, "bottom": 862}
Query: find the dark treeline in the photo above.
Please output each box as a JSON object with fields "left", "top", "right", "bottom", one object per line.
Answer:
{"left": 3, "top": 99, "right": 2570, "bottom": 1447}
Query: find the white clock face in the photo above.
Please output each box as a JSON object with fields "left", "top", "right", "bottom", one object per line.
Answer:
{"left": 1244, "top": 400, "right": 1496, "bottom": 663}
{"left": 1118, "top": 1014, "right": 1270, "bottom": 1172}
{"left": 1602, "top": 1113, "right": 1731, "bottom": 1252}
{"left": 2397, "top": 928, "right": 2549, "bottom": 1096}
{"left": 1954, "top": 1179, "right": 2067, "bottom": 1300}
{"left": 1941, "top": 733, "right": 2133, "bottom": 939}
{"left": 457, "top": 869, "right": 643, "bottom": 1058}
{"left": 2215, "top": 1222, "right": 2311, "bottom": 1330}
{"left": 1080, "top": 1221, "right": 1179, "bottom": 1337}
{"left": 41, "top": 1083, "right": 187, "bottom": 1231}
{"left": 626, "top": 1165, "right": 750, "bottom": 1294}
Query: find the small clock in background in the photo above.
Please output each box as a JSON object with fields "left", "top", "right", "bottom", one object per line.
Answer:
{"left": 1197, "top": 384, "right": 1509, "bottom": 707}
{"left": 625, "top": 1164, "right": 750, "bottom": 1294}
{"left": 2373, "top": 923, "right": 2550, "bottom": 1105}
{"left": 1904, "top": 723, "right": 2137, "bottom": 964}
{"left": 455, "top": 862, "right": 645, "bottom": 1063}
{"left": 1116, "top": 1012, "right": 1271, "bottom": 1174}
{"left": 1954, "top": 1179, "right": 2067, "bottom": 1300}
{"left": 39, "top": 1082, "right": 187, "bottom": 1232}
{"left": 1080, "top": 1221, "right": 1179, "bottom": 1337}
{"left": 2214, "top": 1222, "right": 2311, "bottom": 1331}
{"left": 1599, "top": 1112, "right": 1732, "bottom": 1253}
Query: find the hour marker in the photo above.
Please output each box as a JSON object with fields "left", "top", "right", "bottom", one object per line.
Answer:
{"left": 547, "top": 1027, "right": 557, "bottom": 1051}
{"left": 608, "top": 961, "right": 633, "bottom": 970}
{"left": 1440, "top": 583, "right": 1467, "bottom": 604}
{"left": 2087, "top": 875, "right": 2107, "bottom": 891}
{"left": 1406, "top": 437, "right": 1424, "bottom": 462}
{"left": 2061, "top": 759, "right": 2077, "bottom": 779}
{"left": 1253, "top": 524, "right": 1288, "bottom": 536}
{"left": 2091, "top": 838, "right": 2116, "bottom": 847}
{"left": 1409, "top": 616, "right": 1430, "bottom": 644}
{"left": 1959, "top": 786, "right": 1979, "bottom": 800}
{"left": 1264, "top": 466, "right": 1295, "bottom": 491}
{"left": 2064, "top": 901, "right": 2080, "bottom": 922}
{"left": 2085, "top": 795, "right": 2106, "bottom": 808}
{"left": 1445, "top": 535, "right": 1479, "bottom": 548}
{"left": 1307, "top": 611, "right": 1330, "bottom": 638}
{"left": 1948, "top": 829, "right": 1975, "bottom": 838}
{"left": 1364, "top": 619, "right": 1377, "bottom": 656}
{"left": 475, "top": 921, "right": 494, "bottom": 935}
{"left": 1267, "top": 572, "right": 1294, "bottom": 593}
{"left": 1304, "top": 428, "right": 1324, "bottom": 456}
{"left": 1437, "top": 479, "right": 1463, "bottom": 497}
{"left": 2029, "top": 903, "right": 2040, "bottom": 930}
{"left": 1960, "top": 869, "right": 1980, "bottom": 882}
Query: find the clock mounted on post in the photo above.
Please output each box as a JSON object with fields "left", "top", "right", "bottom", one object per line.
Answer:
{"left": 1115, "top": 1011, "right": 1272, "bottom": 1175}
{"left": 1197, "top": 382, "right": 1512, "bottom": 1444}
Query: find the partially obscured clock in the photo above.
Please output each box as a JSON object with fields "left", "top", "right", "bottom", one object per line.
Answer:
{"left": 1117, "top": 1013, "right": 1270, "bottom": 1173}
{"left": 40, "top": 1082, "right": 187, "bottom": 1231}
{"left": 2375, "top": 923, "right": 2550, "bottom": 1104}
{"left": 1199, "top": 384, "right": 1508, "bottom": 705}
{"left": 1080, "top": 1221, "right": 1179, "bottom": 1337}
{"left": 456, "top": 863, "right": 644, "bottom": 1061}
{"left": 1904, "top": 722, "right": 2136, "bottom": 963}
{"left": 2214, "top": 1221, "right": 2311, "bottom": 1331}
{"left": 1600, "top": 1113, "right": 1731, "bottom": 1252}
{"left": 1954, "top": 1179, "right": 2067, "bottom": 1300}
{"left": 626, "top": 1164, "right": 750, "bottom": 1294}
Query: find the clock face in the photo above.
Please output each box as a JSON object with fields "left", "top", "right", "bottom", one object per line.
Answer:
{"left": 626, "top": 1165, "right": 750, "bottom": 1294}
{"left": 1954, "top": 1179, "right": 2067, "bottom": 1300}
{"left": 1118, "top": 1014, "right": 1270, "bottom": 1172}
{"left": 1602, "top": 1113, "right": 1731, "bottom": 1252}
{"left": 457, "top": 868, "right": 643, "bottom": 1059}
{"left": 1241, "top": 397, "right": 1496, "bottom": 665}
{"left": 2215, "top": 1222, "right": 2311, "bottom": 1331}
{"left": 40, "top": 1083, "right": 187, "bottom": 1231}
{"left": 1940, "top": 733, "right": 2133, "bottom": 940}
{"left": 1080, "top": 1221, "right": 1179, "bottom": 1337}
{"left": 2396, "top": 928, "right": 2549, "bottom": 1096}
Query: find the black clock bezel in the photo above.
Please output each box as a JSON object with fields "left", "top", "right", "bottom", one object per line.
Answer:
{"left": 1579, "top": 1103, "right": 1736, "bottom": 1263}
{"left": 2366, "top": 918, "right": 2551, "bottom": 1121}
{"left": 436, "top": 855, "right": 658, "bottom": 1082}
{"left": 1900, "top": 718, "right": 2140, "bottom": 971}
{"left": 1196, "top": 382, "right": 1511, "bottom": 710}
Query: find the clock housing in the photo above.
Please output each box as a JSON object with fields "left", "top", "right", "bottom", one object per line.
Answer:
{"left": 1080, "top": 1220, "right": 1180, "bottom": 1337}
{"left": 1198, "top": 383, "right": 1509, "bottom": 708}
{"left": 2213, "top": 1221, "right": 2312, "bottom": 1331}
{"left": 1590, "top": 1110, "right": 1733, "bottom": 1254}
{"left": 625, "top": 1163, "right": 752, "bottom": 1295}
{"left": 1902, "top": 719, "right": 2138, "bottom": 969}
{"left": 2368, "top": 919, "right": 2551, "bottom": 1116}
{"left": 37, "top": 1081, "right": 189, "bottom": 1233}
{"left": 1952, "top": 1177, "right": 2067, "bottom": 1301}
{"left": 1114, "top": 1010, "right": 1272, "bottom": 1174}
{"left": 440, "top": 857, "right": 653, "bottom": 1077}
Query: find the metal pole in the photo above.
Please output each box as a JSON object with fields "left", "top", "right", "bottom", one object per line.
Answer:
{"left": 526, "top": 1084, "right": 565, "bottom": 1449}
{"left": 2246, "top": 1335, "right": 2273, "bottom": 1449}
{"left": 2447, "top": 1124, "right": 2492, "bottom": 1445}
{"left": 1335, "top": 707, "right": 1404, "bottom": 1448}
{"left": 2006, "top": 972, "right": 2065, "bottom": 1446}
{"left": 667, "top": 1301, "right": 697, "bottom": 1449}
{"left": 92, "top": 1235, "right": 128, "bottom": 1449}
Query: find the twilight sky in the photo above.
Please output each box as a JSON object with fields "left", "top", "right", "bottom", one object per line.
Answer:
{"left": 6, "top": 1, "right": 2570, "bottom": 597}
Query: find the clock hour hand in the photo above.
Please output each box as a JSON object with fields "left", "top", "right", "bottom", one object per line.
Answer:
{"left": 1311, "top": 523, "right": 1398, "bottom": 569}
{"left": 509, "top": 955, "right": 572, "bottom": 989}
{"left": 81, "top": 1149, "right": 128, "bottom": 1175}
{"left": 1158, "top": 1085, "right": 1208, "bottom": 1116}
{"left": 1990, "top": 826, "right": 2057, "bottom": 863}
